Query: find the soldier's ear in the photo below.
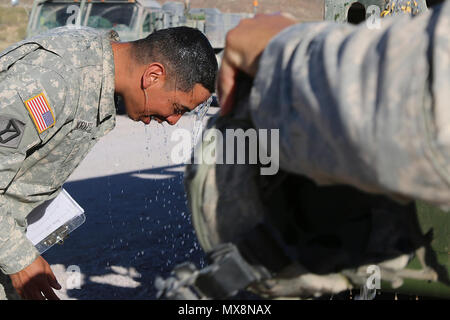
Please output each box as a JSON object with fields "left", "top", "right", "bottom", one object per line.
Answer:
{"left": 142, "top": 63, "right": 165, "bottom": 89}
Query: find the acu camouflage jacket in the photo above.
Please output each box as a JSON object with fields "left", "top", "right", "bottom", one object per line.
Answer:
{"left": 0, "top": 27, "right": 117, "bottom": 274}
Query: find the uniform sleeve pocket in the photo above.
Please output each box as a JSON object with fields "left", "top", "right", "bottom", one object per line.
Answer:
{"left": 0, "top": 90, "right": 42, "bottom": 191}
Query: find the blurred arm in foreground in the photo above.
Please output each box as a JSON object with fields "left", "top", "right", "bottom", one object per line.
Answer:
{"left": 218, "top": 3, "right": 450, "bottom": 209}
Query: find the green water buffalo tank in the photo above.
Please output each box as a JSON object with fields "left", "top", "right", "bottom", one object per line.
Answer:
{"left": 324, "top": 0, "right": 427, "bottom": 23}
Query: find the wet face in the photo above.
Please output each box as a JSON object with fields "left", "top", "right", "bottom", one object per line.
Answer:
{"left": 138, "top": 83, "right": 211, "bottom": 126}
{"left": 123, "top": 63, "right": 211, "bottom": 126}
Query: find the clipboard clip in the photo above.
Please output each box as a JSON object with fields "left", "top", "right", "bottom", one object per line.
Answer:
{"left": 34, "top": 213, "right": 85, "bottom": 254}
{"left": 41, "top": 224, "right": 70, "bottom": 247}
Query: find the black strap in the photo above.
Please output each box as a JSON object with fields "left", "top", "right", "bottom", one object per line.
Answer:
{"left": 192, "top": 223, "right": 294, "bottom": 299}
{"left": 236, "top": 223, "right": 293, "bottom": 274}
{"left": 194, "top": 243, "right": 266, "bottom": 299}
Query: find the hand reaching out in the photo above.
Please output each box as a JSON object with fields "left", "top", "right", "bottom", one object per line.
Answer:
{"left": 9, "top": 255, "right": 61, "bottom": 300}
{"left": 218, "top": 13, "right": 298, "bottom": 115}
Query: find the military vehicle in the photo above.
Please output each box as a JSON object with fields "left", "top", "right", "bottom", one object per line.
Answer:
{"left": 25, "top": 0, "right": 161, "bottom": 40}
{"left": 21, "top": 0, "right": 433, "bottom": 46}
{"left": 24, "top": 0, "right": 252, "bottom": 53}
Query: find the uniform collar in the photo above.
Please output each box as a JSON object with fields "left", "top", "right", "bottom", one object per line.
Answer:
{"left": 98, "top": 30, "right": 120, "bottom": 123}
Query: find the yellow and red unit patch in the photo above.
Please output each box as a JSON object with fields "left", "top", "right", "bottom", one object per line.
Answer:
{"left": 24, "top": 93, "right": 55, "bottom": 134}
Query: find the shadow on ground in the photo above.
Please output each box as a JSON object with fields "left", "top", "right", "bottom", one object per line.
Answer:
{"left": 43, "top": 164, "right": 206, "bottom": 300}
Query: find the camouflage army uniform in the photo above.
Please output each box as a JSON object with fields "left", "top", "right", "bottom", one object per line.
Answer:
{"left": 0, "top": 27, "right": 118, "bottom": 299}
{"left": 249, "top": 1, "right": 450, "bottom": 209}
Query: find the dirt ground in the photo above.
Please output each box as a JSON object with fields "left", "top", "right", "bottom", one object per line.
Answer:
{"left": 0, "top": 0, "right": 324, "bottom": 51}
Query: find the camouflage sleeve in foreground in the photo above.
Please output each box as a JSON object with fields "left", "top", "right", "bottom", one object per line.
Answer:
{"left": 249, "top": 3, "right": 450, "bottom": 209}
{"left": 0, "top": 42, "right": 70, "bottom": 275}
{"left": 0, "top": 204, "right": 39, "bottom": 275}
{"left": 0, "top": 84, "right": 42, "bottom": 275}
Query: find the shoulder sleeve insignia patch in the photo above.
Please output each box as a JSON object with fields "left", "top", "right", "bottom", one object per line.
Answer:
{"left": 24, "top": 93, "right": 55, "bottom": 134}
{"left": 0, "top": 116, "right": 25, "bottom": 149}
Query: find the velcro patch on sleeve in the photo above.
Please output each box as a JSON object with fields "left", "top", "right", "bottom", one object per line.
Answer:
{"left": 0, "top": 116, "right": 25, "bottom": 149}
{"left": 24, "top": 93, "right": 55, "bottom": 134}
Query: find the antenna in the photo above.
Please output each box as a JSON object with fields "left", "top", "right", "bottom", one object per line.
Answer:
{"left": 184, "top": 0, "right": 191, "bottom": 14}
{"left": 253, "top": 0, "right": 259, "bottom": 14}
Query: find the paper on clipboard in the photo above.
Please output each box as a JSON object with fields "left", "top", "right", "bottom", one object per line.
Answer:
{"left": 26, "top": 189, "right": 85, "bottom": 254}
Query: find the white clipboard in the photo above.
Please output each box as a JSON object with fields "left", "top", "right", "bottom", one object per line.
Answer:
{"left": 26, "top": 189, "right": 85, "bottom": 254}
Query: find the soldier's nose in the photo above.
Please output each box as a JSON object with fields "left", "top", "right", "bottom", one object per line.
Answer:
{"left": 167, "top": 114, "right": 182, "bottom": 126}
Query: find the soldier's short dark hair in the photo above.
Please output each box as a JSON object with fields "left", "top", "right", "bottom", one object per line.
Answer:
{"left": 132, "top": 27, "right": 218, "bottom": 93}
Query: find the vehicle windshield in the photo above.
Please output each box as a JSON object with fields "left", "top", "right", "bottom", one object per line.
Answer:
{"left": 86, "top": 3, "right": 137, "bottom": 31}
{"left": 34, "top": 3, "right": 75, "bottom": 32}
